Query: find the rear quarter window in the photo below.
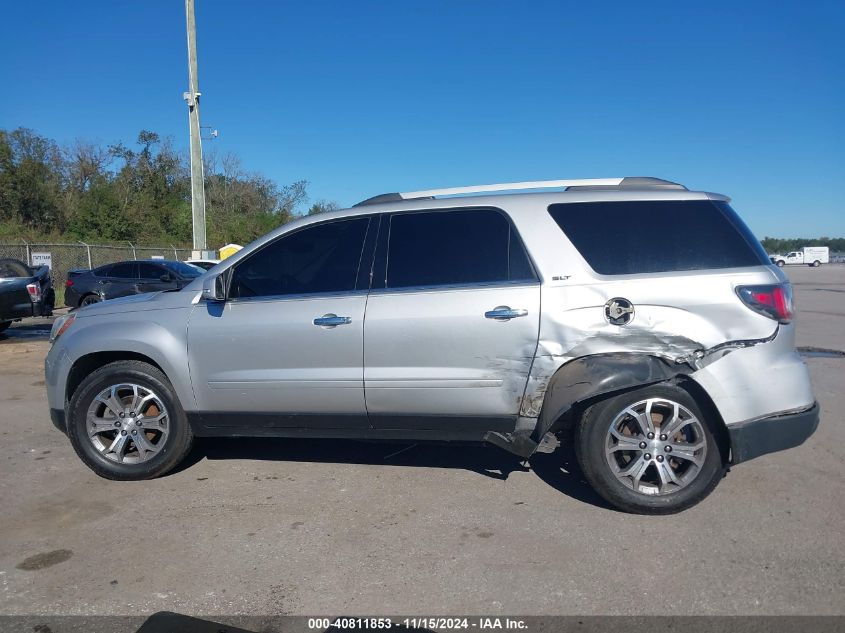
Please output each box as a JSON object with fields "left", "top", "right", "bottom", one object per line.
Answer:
{"left": 548, "top": 200, "right": 771, "bottom": 274}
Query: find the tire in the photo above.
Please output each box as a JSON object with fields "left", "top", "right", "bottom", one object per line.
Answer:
{"left": 0, "top": 320, "right": 11, "bottom": 333}
{"left": 66, "top": 360, "right": 193, "bottom": 480}
{"left": 79, "top": 294, "right": 101, "bottom": 307}
{"left": 812, "top": 260, "right": 821, "bottom": 267}
{"left": 575, "top": 384, "right": 725, "bottom": 514}
{"left": 776, "top": 260, "right": 785, "bottom": 267}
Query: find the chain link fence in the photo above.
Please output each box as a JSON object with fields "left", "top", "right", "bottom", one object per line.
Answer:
{"left": 0, "top": 241, "right": 194, "bottom": 306}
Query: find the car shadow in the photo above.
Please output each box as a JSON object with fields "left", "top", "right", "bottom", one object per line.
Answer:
{"left": 177, "top": 435, "right": 615, "bottom": 511}
{"left": 134, "top": 611, "right": 436, "bottom": 633}
{"left": 530, "top": 442, "right": 617, "bottom": 511}
{"left": 18, "top": 612, "right": 437, "bottom": 633}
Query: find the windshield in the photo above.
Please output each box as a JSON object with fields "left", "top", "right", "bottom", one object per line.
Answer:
{"left": 160, "top": 260, "right": 204, "bottom": 278}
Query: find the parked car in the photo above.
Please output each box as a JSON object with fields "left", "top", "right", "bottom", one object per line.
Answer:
{"left": 64, "top": 260, "right": 204, "bottom": 308}
{"left": 0, "top": 258, "right": 54, "bottom": 332}
{"left": 184, "top": 258, "right": 220, "bottom": 271}
{"left": 45, "top": 177, "right": 819, "bottom": 514}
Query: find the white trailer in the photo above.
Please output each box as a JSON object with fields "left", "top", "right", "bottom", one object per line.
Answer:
{"left": 773, "top": 246, "right": 830, "bottom": 267}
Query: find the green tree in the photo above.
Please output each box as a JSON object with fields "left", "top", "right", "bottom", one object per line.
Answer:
{"left": 0, "top": 126, "right": 315, "bottom": 246}
{"left": 0, "top": 128, "right": 64, "bottom": 230}
{"left": 307, "top": 199, "right": 341, "bottom": 215}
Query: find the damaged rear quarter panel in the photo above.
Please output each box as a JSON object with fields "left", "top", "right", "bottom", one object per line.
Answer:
{"left": 519, "top": 267, "right": 782, "bottom": 423}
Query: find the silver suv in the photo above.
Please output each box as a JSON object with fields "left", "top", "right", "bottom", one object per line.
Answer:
{"left": 45, "top": 177, "right": 819, "bottom": 514}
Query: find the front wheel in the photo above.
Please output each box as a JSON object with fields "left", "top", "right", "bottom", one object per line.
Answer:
{"left": 66, "top": 360, "right": 193, "bottom": 480}
{"left": 776, "top": 260, "right": 785, "bottom": 267}
{"left": 575, "top": 385, "right": 725, "bottom": 514}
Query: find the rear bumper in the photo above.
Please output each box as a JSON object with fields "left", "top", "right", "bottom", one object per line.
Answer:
{"left": 64, "top": 287, "right": 80, "bottom": 308}
{"left": 690, "top": 323, "right": 815, "bottom": 426}
{"left": 729, "top": 402, "right": 819, "bottom": 464}
{"left": 0, "top": 301, "right": 35, "bottom": 321}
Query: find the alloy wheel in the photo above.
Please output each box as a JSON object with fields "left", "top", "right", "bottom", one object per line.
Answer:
{"left": 604, "top": 397, "right": 707, "bottom": 496}
{"left": 86, "top": 383, "right": 170, "bottom": 464}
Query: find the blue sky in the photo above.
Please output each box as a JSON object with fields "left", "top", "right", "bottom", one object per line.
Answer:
{"left": 1, "top": 0, "right": 843, "bottom": 237}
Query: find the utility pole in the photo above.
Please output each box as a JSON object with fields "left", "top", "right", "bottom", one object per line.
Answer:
{"left": 184, "top": 0, "right": 207, "bottom": 257}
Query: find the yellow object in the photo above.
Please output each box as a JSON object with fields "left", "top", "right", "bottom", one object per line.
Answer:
{"left": 218, "top": 243, "right": 243, "bottom": 260}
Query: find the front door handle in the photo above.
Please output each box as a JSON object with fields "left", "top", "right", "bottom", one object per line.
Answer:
{"left": 313, "top": 313, "right": 352, "bottom": 328}
{"left": 485, "top": 306, "right": 528, "bottom": 321}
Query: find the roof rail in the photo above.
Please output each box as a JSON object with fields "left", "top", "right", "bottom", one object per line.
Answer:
{"left": 354, "top": 177, "right": 686, "bottom": 206}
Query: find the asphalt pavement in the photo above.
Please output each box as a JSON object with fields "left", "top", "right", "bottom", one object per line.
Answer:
{"left": 0, "top": 266, "right": 842, "bottom": 618}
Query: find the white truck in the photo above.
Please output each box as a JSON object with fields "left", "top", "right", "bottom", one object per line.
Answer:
{"left": 771, "top": 246, "right": 829, "bottom": 267}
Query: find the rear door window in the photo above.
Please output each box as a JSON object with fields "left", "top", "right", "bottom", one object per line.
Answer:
{"left": 548, "top": 200, "right": 771, "bottom": 274}
{"left": 384, "top": 208, "right": 536, "bottom": 289}
{"left": 139, "top": 263, "right": 165, "bottom": 280}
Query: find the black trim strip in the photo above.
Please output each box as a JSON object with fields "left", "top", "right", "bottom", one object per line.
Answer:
{"left": 197, "top": 412, "right": 369, "bottom": 430}
{"left": 355, "top": 215, "right": 380, "bottom": 291}
{"left": 187, "top": 412, "right": 516, "bottom": 436}
{"left": 50, "top": 408, "right": 66, "bottom": 434}
{"left": 369, "top": 414, "right": 513, "bottom": 432}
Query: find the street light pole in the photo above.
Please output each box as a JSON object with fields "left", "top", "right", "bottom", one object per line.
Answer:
{"left": 184, "top": 0, "right": 207, "bottom": 257}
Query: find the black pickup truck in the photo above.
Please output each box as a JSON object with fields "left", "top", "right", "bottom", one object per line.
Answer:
{"left": 0, "top": 259, "right": 55, "bottom": 332}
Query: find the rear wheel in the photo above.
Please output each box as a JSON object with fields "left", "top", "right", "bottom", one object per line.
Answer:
{"left": 79, "top": 294, "right": 100, "bottom": 307}
{"left": 812, "top": 260, "right": 821, "bottom": 267}
{"left": 575, "top": 384, "right": 725, "bottom": 514}
{"left": 66, "top": 360, "right": 193, "bottom": 479}
{"left": 776, "top": 260, "right": 785, "bottom": 267}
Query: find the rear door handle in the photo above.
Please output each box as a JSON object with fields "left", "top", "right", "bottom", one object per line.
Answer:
{"left": 313, "top": 313, "right": 352, "bottom": 328}
{"left": 484, "top": 306, "right": 528, "bottom": 321}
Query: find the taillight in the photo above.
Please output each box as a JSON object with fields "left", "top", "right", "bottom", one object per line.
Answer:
{"left": 736, "top": 283, "right": 794, "bottom": 324}
{"left": 26, "top": 283, "right": 41, "bottom": 303}
{"left": 65, "top": 279, "right": 74, "bottom": 288}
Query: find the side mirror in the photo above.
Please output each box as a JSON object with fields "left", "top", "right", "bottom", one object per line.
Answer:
{"left": 201, "top": 274, "right": 226, "bottom": 301}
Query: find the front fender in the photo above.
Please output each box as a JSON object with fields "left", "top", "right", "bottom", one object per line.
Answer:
{"left": 50, "top": 310, "right": 194, "bottom": 412}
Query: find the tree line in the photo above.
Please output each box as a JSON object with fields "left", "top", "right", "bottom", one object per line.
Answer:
{"left": 2, "top": 127, "right": 840, "bottom": 251}
{"left": 0, "top": 127, "right": 338, "bottom": 247}
{"left": 760, "top": 237, "right": 845, "bottom": 254}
